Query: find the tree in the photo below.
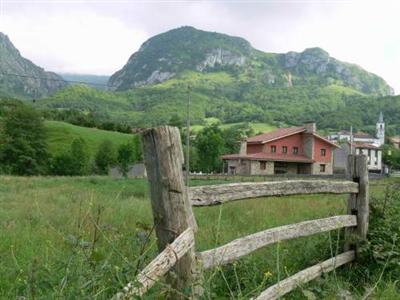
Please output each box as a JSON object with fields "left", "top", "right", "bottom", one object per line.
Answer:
{"left": 0, "top": 104, "right": 49, "bottom": 175}
{"left": 132, "top": 135, "right": 143, "bottom": 162}
{"left": 95, "top": 140, "right": 116, "bottom": 174}
{"left": 51, "top": 138, "right": 89, "bottom": 176}
{"left": 223, "top": 123, "right": 254, "bottom": 154}
{"left": 51, "top": 153, "right": 75, "bottom": 176}
{"left": 195, "top": 124, "right": 225, "bottom": 173}
{"left": 70, "top": 138, "right": 90, "bottom": 175}
{"left": 168, "top": 114, "right": 184, "bottom": 128}
{"left": 383, "top": 145, "right": 400, "bottom": 169}
{"left": 117, "top": 142, "right": 135, "bottom": 177}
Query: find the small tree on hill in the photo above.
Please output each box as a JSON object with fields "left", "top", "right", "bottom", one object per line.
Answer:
{"left": 70, "top": 138, "right": 90, "bottom": 175}
{"left": 132, "top": 135, "right": 143, "bottom": 162}
{"left": 0, "top": 104, "right": 49, "bottom": 175}
{"left": 117, "top": 142, "right": 135, "bottom": 177}
{"left": 51, "top": 153, "right": 75, "bottom": 176}
{"left": 51, "top": 138, "right": 90, "bottom": 176}
{"left": 195, "top": 124, "right": 225, "bottom": 173}
{"left": 95, "top": 140, "right": 116, "bottom": 174}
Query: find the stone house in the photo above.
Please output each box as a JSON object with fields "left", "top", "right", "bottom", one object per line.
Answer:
{"left": 222, "top": 122, "right": 338, "bottom": 175}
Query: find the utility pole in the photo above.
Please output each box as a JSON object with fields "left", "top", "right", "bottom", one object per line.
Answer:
{"left": 185, "top": 85, "right": 191, "bottom": 187}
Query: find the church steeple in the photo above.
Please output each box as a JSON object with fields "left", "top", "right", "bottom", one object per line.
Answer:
{"left": 376, "top": 111, "right": 385, "bottom": 146}
{"left": 379, "top": 111, "right": 384, "bottom": 123}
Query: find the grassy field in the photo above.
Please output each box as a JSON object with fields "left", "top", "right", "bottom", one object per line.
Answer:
{"left": 0, "top": 176, "right": 399, "bottom": 299}
{"left": 44, "top": 121, "right": 134, "bottom": 156}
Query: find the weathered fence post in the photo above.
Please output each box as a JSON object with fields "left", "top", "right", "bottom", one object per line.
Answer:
{"left": 345, "top": 154, "right": 369, "bottom": 254}
{"left": 142, "top": 126, "right": 201, "bottom": 299}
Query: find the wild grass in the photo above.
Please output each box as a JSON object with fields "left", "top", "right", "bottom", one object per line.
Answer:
{"left": 44, "top": 121, "right": 134, "bottom": 157}
{"left": 0, "top": 176, "right": 398, "bottom": 299}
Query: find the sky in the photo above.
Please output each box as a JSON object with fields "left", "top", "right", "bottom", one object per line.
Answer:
{"left": 0, "top": 0, "right": 399, "bottom": 93}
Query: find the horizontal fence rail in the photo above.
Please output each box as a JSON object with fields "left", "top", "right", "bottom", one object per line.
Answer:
{"left": 138, "top": 127, "right": 369, "bottom": 299}
{"left": 198, "top": 215, "right": 357, "bottom": 269}
{"left": 113, "top": 228, "right": 195, "bottom": 299}
{"left": 190, "top": 180, "right": 359, "bottom": 206}
{"left": 252, "top": 251, "right": 355, "bottom": 300}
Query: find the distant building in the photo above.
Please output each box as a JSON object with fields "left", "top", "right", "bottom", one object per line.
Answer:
{"left": 330, "top": 112, "right": 384, "bottom": 173}
{"left": 333, "top": 142, "right": 383, "bottom": 173}
{"left": 328, "top": 112, "right": 385, "bottom": 147}
{"left": 221, "top": 122, "right": 338, "bottom": 175}
{"left": 109, "top": 163, "right": 147, "bottom": 178}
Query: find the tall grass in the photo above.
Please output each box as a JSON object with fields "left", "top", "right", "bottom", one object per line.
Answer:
{"left": 0, "top": 176, "right": 398, "bottom": 299}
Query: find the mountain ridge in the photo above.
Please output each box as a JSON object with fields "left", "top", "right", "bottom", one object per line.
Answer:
{"left": 109, "top": 26, "right": 393, "bottom": 96}
{"left": 0, "top": 32, "right": 66, "bottom": 99}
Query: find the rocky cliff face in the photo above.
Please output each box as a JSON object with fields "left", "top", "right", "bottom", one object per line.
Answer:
{"left": 279, "top": 48, "right": 394, "bottom": 95}
{"left": 108, "top": 26, "right": 252, "bottom": 90}
{"left": 109, "top": 27, "right": 393, "bottom": 96}
{"left": 0, "top": 32, "right": 66, "bottom": 99}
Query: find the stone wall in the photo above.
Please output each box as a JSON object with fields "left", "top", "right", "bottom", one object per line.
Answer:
{"left": 311, "top": 162, "right": 333, "bottom": 175}
{"left": 249, "top": 160, "right": 274, "bottom": 175}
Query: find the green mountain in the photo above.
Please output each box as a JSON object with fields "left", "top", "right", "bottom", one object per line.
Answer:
{"left": 36, "top": 27, "right": 400, "bottom": 134}
{"left": 59, "top": 73, "right": 110, "bottom": 90}
{"left": 0, "top": 32, "right": 66, "bottom": 99}
{"left": 109, "top": 26, "right": 393, "bottom": 96}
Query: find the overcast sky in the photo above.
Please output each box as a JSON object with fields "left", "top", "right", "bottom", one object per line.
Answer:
{"left": 1, "top": 0, "right": 399, "bottom": 93}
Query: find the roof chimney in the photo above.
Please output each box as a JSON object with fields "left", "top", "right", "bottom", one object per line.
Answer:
{"left": 239, "top": 139, "right": 247, "bottom": 155}
{"left": 304, "top": 121, "right": 316, "bottom": 134}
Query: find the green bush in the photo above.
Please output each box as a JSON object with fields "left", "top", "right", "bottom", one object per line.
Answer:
{"left": 361, "top": 186, "right": 400, "bottom": 278}
{"left": 0, "top": 104, "right": 49, "bottom": 175}
{"left": 95, "top": 140, "right": 116, "bottom": 174}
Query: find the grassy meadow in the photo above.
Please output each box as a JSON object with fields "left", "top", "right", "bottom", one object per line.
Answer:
{"left": 0, "top": 176, "right": 399, "bottom": 299}
{"left": 44, "top": 121, "right": 134, "bottom": 156}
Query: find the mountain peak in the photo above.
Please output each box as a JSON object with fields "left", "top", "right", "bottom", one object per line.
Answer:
{"left": 109, "top": 26, "right": 252, "bottom": 90}
{"left": 108, "top": 27, "right": 393, "bottom": 96}
{"left": 0, "top": 32, "right": 66, "bottom": 99}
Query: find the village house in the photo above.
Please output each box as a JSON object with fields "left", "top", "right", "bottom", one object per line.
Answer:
{"left": 222, "top": 122, "right": 338, "bottom": 175}
{"left": 328, "top": 112, "right": 385, "bottom": 147}
{"left": 331, "top": 113, "right": 385, "bottom": 173}
{"left": 333, "top": 142, "right": 383, "bottom": 173}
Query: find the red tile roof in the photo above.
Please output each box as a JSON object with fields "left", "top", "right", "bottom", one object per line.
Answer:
{"left": 313, "top": 133, "right": 340, "bottom": 148}
{"left": 221, "top": 153, "right": 314, "bottom": 163}
{"left": 246, "top": 127, "right": 306, "bottom": 144}
{"left": 246, "top": 126, "right": 338, "bottom": 148}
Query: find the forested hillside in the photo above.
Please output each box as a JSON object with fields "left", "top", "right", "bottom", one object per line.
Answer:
{"left": 2, "top": 26, "right": 399, "bottom": 134}
{"left": 36, "top": 76, "right": 400, "bottom": 135}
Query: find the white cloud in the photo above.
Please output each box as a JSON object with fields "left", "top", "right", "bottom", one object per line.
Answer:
{"left": 0, "top": 0, "right": 399, "bottom": 93}
{"left": 0, "top": 9, "right": 148, "bottom": 74}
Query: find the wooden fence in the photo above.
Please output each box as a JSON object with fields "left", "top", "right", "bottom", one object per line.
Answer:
{"left": 113, "top": 126, "right": 369, "bottom": 300}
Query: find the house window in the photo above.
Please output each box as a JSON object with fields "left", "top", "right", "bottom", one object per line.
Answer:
{"left": 271, "top": 145, "right": 276, "bottom": 153}
{"left": 321, "top": 148, "right": 326, "bottom": 156}
{"left": 282, "top": 146, "right": 288, "bottom": 154}
{"left": 293, "top": 147, "right": 299, "bottom": 155}
{"left": 260, "top": 161, "right": 266, "bottom": 170}
{"left": 320, "top": 164, "right": 326, "bottom": 173}
{"left": 375, "top": 150, "right": 378, "bottom": 165}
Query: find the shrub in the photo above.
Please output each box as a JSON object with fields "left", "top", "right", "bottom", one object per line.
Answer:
{"left": 0, "top": 104, "right": 49, "bottom": 175}
{"left": 95, "top": 140, "right": 116, "bottom": 174}
{"left": 361, "top": 185, "right": 400, "bottom": 278}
